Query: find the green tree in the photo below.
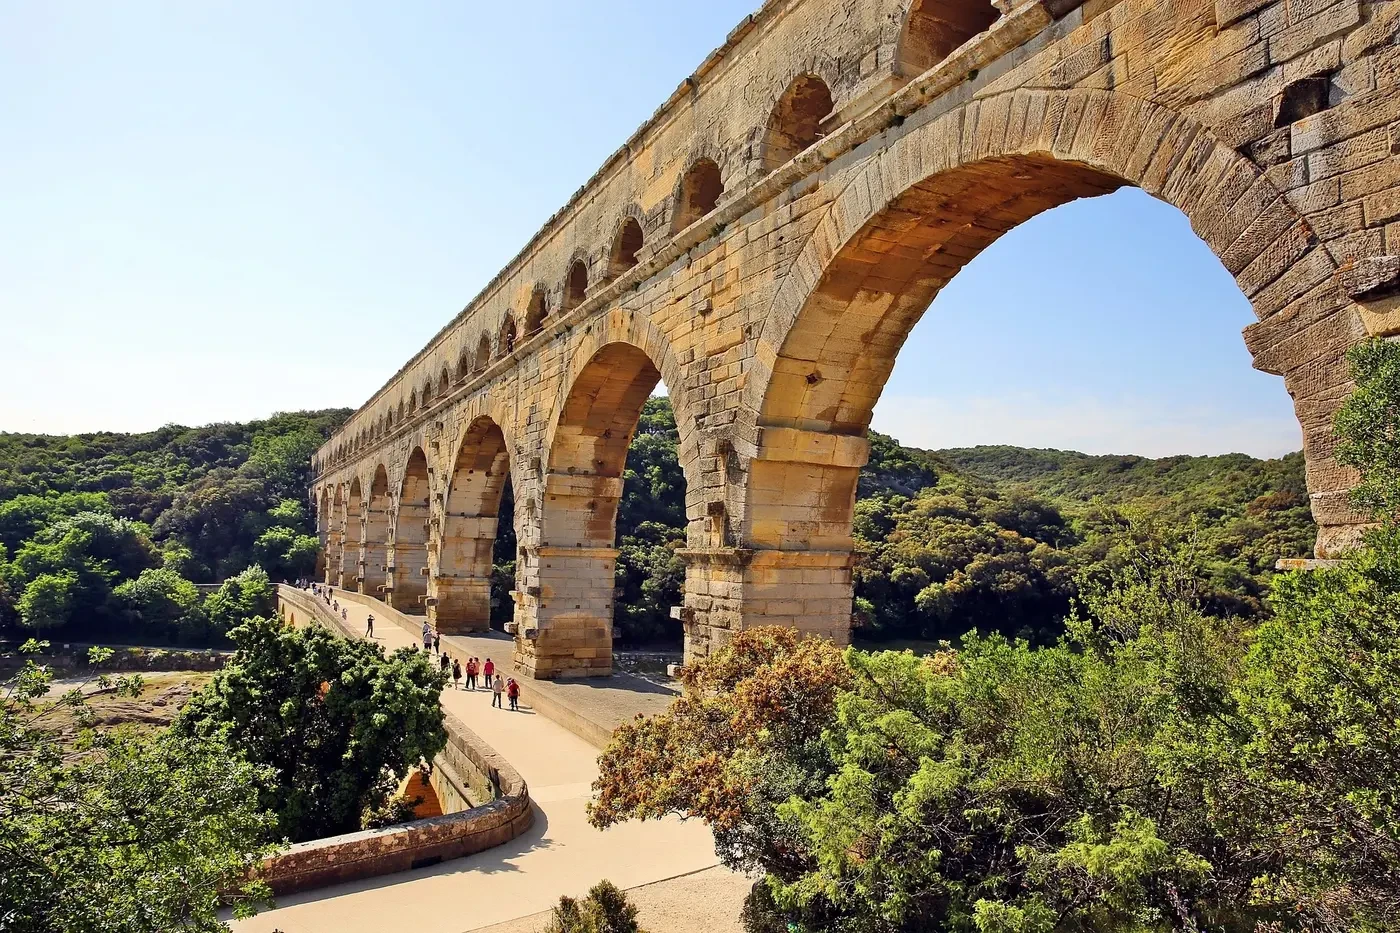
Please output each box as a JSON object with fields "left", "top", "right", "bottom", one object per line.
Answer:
{"left": 202, "top": 565, "right": 275, "bottom": 634}
{"left": 114, "top": 567, "right": 205, "bottom": 640}
{"left": 0, "top": 643, "right": 274, "bottom": 931}
{"left": 545, "top": 880, "right": 645, "bottom": 933}
{"left": 175, "top": 615, "right": 448, "bottom": 842}
{"left": 15, "top": 571, "right": 80, "bottom": 631}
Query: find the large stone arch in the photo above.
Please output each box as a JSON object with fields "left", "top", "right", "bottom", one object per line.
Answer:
{"left": 391, "top": 447, "right": 431, "bottom": 614}
{"left": 432, "top": 416, "right": 513, "bottom": 633}
{"left": 711, "top": 86, "right": 1361, "bottom": 659}
{"left": 361, "top": 464, "right": 392, "bottom": 598}
{"left": 519, "top": 324, "right": 694, "bottom": 678}
{"left": 343, "top": 477, "right": 364, "bottom": 591}
{"left": 324, "top": 485, "right": 344, "bottom": 585}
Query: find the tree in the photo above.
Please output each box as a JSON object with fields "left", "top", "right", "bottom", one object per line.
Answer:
{"left": 202, "top": 565, "right": 275, "bottom": 634}
{"left": 545, "top": 881, "right": 645, "bottom": 933}
{"left": 113, "top": 567, "right": 204, "bottom": 639}
{"left": 175, "top": 615, "right": 448, "bottom": 842}
{"left": 15, "top": 571, "right": 79, "bottom": 631}
{"left": 0, "top": 643, "right": 273, "bottom": 932}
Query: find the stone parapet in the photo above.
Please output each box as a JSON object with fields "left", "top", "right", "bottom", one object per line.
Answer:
{"left": 267, "top": 586, "right": 533, "bottom": 896}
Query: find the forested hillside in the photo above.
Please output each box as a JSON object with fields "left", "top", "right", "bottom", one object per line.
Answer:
{"left": 609, "top": 400, "right": 1316, "bottom": 647}
{"left": 0, "top": 401, "right": 1314, "bottom": 651}
{"left": 0, "top": 411, "right": 349, "bottom": 643}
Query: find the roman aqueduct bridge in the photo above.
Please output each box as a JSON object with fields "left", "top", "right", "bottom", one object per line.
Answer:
{"left": 313, "top": 0, "right": 1400, "bottom": 677}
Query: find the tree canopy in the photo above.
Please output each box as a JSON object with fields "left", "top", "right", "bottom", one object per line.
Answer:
{"left": 589, "top": 342, "right": 1400, "bottom": 933}
{"left": 174, "top": 615, "right": 448, "bottom": 842}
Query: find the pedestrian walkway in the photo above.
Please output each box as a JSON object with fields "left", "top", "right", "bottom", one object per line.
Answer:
{"left": 232, "top": 597, "right": 735, "bottom": 933}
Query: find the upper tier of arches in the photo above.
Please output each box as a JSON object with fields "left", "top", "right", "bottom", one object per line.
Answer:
{"left": 316, "top": 0, "right": 1009, "bottom": 472}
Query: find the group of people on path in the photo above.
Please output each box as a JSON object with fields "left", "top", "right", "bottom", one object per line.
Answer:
{"left": 307, "top": 581, "right": 349, "bottom": 623}
{"left": 420, "top": 621, "right": 521, "bottom": 711}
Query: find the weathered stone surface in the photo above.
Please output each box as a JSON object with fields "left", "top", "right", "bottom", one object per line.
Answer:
{"left": 309, "top": 0, "right": 1399, "bottom": 674}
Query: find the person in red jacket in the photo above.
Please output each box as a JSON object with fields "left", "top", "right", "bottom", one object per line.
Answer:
{"left": 482, "top": 658, "right": 495, "bottom": 683}
{"left": 506, "top": 678, "right": 521, "bottom": 711}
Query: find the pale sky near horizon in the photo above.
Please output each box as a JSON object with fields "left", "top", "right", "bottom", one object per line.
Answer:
{"left": 0, "top": 1, "right": 1301, "bottom": 459}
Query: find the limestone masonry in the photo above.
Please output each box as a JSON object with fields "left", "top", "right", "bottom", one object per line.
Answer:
{"left": 312, "top": 0, "right": 1400, "bottom": 677}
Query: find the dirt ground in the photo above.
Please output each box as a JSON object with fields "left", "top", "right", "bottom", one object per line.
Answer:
{"left": 38, "top": 670, "right": 214, "bottom": 745}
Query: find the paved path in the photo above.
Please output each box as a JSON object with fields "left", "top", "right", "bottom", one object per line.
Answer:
{"left": 232, "top": 598, "right": 730, "bottom": 933}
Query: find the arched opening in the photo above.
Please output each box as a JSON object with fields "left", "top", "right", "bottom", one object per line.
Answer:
{"left": 439, "top": 366, "right": 451, "bottom": 398}
{"left": 563, "top": 260, "right": 588, "bottom": 312}
{"left": 762, "top": 75, "right": 834, "bottom": 172}
{"left": 524, "top": 287, "right": 548, "bottom": 337}
{"left": 742, "top": 144, "right": 1315, "bottom": 658}
{"left": 391, "top": 448, "right": 431, "bottom": 614}
{"left": 409, "top": 390, "right": 419, "bottom": 414}
{"left": 475, "top": 334, "right": 491, "bottom": 373}
{"left": 530, "top": 342, "right": 667, "bottom": 678}
{"left": 397, "top": 401, "right": 405, "bottom": 423}
{"left": 607, "top": 217, "right": 644, "bottom": 282}
{"left": 342, "top": 478, "right": 363, "bottom": 591}
{"left": 896, "top": 0, "right": 1001, "bottom": 78}
{"left": 457, "top": 349, "right": 471, "bottom": 384}
{"left": 317, "top": 487, "right": 332, "bottom": 583}
{"left": 432, "top": 417, "right": 513, "bottom": 634}
{"left": 328, "top": 485, "right": 345, "bottom": 586}
{"left": 361, "top": 466, "right": 391, "bottom": 598}
{"left": 670, "top": 159, "right": 723, "bottom": 235}
{"left": 498, "top": 315, "right": 517, "bottom": 359}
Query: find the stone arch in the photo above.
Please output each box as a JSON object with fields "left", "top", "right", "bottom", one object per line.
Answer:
{"left": 523, "top": 325, "right": 697, "bottom": 679}
{"left": 475, "top": 333, "right": 492, "bottom": 372}
{"left": 317, "top": 486, "right": 332, "bottom": 582}
{"left": 761, "top": 74, "right": 834, "bottom": 173}
{"left": 606, "top": 213, "right": 645, "bottom": 283}
{"left": 563, "top": 259, "right": 589, "bottom": 313}
{"left": 343, "top": 477, "right": 364, "bottom": 591}
{"left": 409, "top": 389, "right": 419, "bottom": 414}
{"left": 439, "top": 366, "right": 451, "bottom": 398}
{"left": 456, "top": 347, "right": 471, "bottom": 384}
{"left": 498, "top": 315, "right": 517, "bottom": 359}
{"left": 670, "top": 158, "right": 724, "bottom": 235}
{"left": 432, "top": 416, "right": 512, "bottom": 633}
{"left": 895, "top": 0, "right": 1001, "bottom": 78}
{"left": 391, "top": 447, "right": 431, "bottom": 614}
{"left": 361, "top": 465, "right": 392, "bottom": 598}
{"left": 328, "top": 484, "right": 345, "bottom": 585}
{"left": 524, "top": 286, "right": 548, "bottom": 337}
{"left": 732, "top": 87, "right": 1346, "bottom": 656}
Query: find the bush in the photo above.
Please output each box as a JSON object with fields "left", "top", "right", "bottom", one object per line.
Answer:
{"left": 545, "top": 881, "right": 643, "bottom": 933}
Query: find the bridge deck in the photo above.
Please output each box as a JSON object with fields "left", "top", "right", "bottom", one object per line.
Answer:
{"left": 233, "top": 595, "right": 737, "bottom": 933}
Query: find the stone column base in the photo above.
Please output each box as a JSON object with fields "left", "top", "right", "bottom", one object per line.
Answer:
{"left": 511, "top": 546, "right": 617, "bottom": 679}
{"left": 678, "top": 547, "right": 854, "bottom": 664}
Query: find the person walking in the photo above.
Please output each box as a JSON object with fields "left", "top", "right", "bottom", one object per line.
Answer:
{"left": 421, "top": 621, "right": 433, "bottom": 653}
{"left": 506, "top": 677, "right": 520, "bottom": 711}
{"left": 491, "top": 673, "right": 505, "bottom": 709}
{"left": 365, "top": 614, "right": 375, "bottom": 637}
{"left": 468, "top": 658, "right": 480, "bottom": 690}
{"left": 482, "top": 657, "right": 495, "bottom": 684}
{"left": 342, "top": 607, "right": 347, "bottom": 622}
{"left": 439, "top": 652, "right": 451, "bottom": 678}
{"left": 451, "top": 657, "right": 462, "bottom": 690}
{"left": 433, "top": 632, "right": 441, "bottom": 654}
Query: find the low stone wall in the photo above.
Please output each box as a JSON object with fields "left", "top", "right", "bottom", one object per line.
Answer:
{"left": 264, "top": 586, "right": 534, "bottom": 896}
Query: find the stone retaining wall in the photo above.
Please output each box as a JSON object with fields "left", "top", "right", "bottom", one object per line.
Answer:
{"left": 264, "top": 586, "right": 534, "bottom": 896}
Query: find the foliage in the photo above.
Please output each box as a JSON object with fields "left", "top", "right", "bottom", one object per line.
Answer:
{"left": 0, "top": 642, "right": 273, "bottom": 931}
{"left": 0, "top": 410, "right": 345, "bottom": 644}
{"left": 174, "top": 615, "right": 448, "bottom": 842}
{"left": 613, "top": 398, "right": 688, "bottom": 645}
{"left": 1335, "top": 336, "right": 1400, "bottom": 517}
{"left": 545, "top": 880, "right": 645, "bottom": 933}
{"left": 589, "top": 342, "right": 1400, "bottom": 933}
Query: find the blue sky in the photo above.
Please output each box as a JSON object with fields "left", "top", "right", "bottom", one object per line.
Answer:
{"left": 0, "top": 1, "right": 1300, "bottom": 458}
